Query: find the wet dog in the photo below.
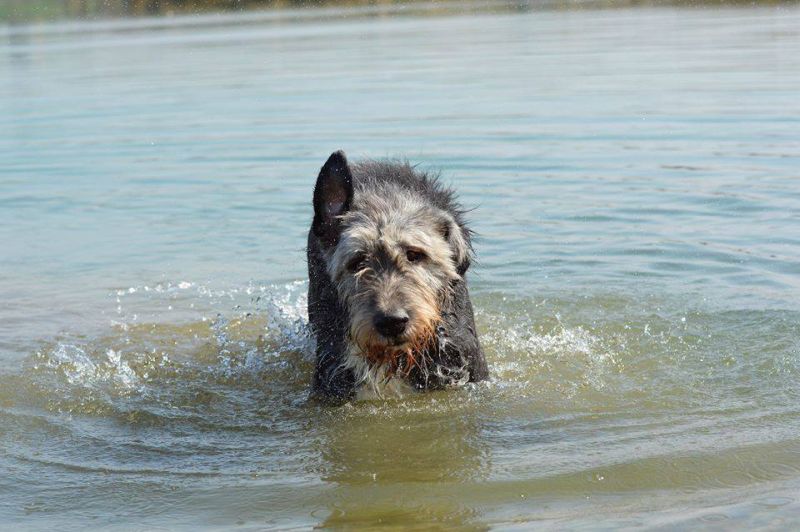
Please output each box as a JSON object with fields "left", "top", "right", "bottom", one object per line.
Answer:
{"left": 307, "top": 151, "right": 488, "bottom": 401}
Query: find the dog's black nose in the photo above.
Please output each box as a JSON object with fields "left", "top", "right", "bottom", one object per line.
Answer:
{"left": 374, "top": 311, "right": 409, "bottom": 338}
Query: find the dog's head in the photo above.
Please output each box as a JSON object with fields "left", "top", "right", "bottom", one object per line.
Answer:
{"left": 312, "top": 151, "right": 472, "bottom": 369}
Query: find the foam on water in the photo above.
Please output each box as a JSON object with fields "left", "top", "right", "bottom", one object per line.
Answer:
{"left": 15, "top": 281, "right": 632, "bottom": 419}
{"left": 8, "top": 280, "right": 797, "bottom": 426}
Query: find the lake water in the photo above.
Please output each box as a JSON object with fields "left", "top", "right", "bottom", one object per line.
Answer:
{"left": 2, "top": 2, "right": 800, "bottom": 529}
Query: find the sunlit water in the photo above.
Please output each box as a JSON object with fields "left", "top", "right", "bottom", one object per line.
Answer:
{"left": 2, "top": 3, "right": 800, "bottom": 529}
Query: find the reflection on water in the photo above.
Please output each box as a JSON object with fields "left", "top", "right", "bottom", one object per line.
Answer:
{"left": 320, "top": 401, "right": 490, "bottom": 485}
{"left": 316, "top": 399, "right": 491, "bottom": 529}
{"left": 2, "top": 2, "right": 800, "bottom": 529}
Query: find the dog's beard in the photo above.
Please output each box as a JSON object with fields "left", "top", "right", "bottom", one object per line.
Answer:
{"left": 350, "top": 316, "right": 437, "bottom": 379}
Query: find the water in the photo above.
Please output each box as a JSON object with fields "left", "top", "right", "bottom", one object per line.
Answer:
{"left": 2, "top": 2, "right": 800, "bottom": 529}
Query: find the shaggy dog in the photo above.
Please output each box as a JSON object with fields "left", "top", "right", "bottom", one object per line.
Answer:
{"left": 307, "top": 151, "right": 487, "bottom": 401}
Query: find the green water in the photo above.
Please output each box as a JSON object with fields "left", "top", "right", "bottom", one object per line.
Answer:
{"left": 1, "top": 3, "right": 800, "bottom": 529}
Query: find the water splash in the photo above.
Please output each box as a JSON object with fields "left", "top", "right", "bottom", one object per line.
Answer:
{"left": 22, "top": 280, "right": 315, "bottom": 418}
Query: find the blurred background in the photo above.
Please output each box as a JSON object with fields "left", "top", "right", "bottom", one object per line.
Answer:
{"left": 1, "top": 0, "right": 793, "bottom": 22}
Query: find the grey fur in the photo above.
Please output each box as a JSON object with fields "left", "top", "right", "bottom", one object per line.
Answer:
{"left": 307, "top": 151, "right": 488, "bottom": 402}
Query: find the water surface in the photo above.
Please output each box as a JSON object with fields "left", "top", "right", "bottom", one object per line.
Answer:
{"left": 2, "top": 3, "right": 800, "bottom": 529}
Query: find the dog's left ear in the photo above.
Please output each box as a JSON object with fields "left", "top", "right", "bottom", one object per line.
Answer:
{"left": 313, "top": 150, "right": 353, "bottom": 247}
{"left": 440, "top": 215, "right": 472, "bottom": 277}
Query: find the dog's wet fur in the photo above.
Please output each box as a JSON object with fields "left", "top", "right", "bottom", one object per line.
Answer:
{"left": 307, "top": 151, "right": 488, "bottom": 401}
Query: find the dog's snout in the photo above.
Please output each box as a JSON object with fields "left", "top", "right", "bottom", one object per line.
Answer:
{"left": 374, "top": 310, "right": 409, "bottom": 338}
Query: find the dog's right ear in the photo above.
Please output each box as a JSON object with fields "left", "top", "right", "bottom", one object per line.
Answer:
{"left": 313, "top": 150, "right": 353, "bottom": 247}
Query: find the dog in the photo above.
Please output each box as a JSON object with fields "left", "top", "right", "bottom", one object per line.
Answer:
{"left": 306, "top": 151, "right": 488, "bottom": 401}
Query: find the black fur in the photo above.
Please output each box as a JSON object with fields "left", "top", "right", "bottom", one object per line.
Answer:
{"left": 312, "top": 151, "right": 353, "bottom": 248}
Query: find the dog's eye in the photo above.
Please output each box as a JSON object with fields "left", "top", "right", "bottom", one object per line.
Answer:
{"left": 406, "top": 249, "right": 426, "bottom": 263}
{"left": 347, "top": 254, "right": 367, "bottom": 272}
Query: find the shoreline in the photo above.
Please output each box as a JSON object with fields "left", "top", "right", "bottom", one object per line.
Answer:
{"left": 2, "top": 0, "right": 797, "bottom": 24}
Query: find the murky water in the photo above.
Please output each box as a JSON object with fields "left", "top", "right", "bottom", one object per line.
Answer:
{"left": 2, "top": 3, "right": 800, "bottom": 529}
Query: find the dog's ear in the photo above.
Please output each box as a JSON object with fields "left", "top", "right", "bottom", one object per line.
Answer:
{"left": 440, "top": 215, "right": 472, "bottom": 277}
{"left": 313, "top": 151, "right": 353, "bottom": 247}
